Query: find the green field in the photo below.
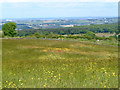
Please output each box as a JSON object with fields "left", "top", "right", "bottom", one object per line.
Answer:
{"left": 2, "top": 39, "right": 118, "bottom": 88}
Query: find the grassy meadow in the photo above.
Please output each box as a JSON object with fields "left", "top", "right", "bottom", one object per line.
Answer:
{"left": 2, "top": 39, "right": 118, "bottom": 88}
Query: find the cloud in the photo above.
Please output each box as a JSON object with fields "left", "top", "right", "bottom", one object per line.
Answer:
{"left": 0, "top": 0, "right": 119, "bottom": 3}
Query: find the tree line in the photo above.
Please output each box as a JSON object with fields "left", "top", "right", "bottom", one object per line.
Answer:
{"left": 17, "top": 23, "right": 118, "bottom": 37}
{"left": 2, "top": 22, "right": 119, "bottom": 41}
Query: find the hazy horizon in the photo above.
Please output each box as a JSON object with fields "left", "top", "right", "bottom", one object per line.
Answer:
{"left": 1, "top": 2, "right": 118, "bottom": 19}
{"left": 1, "top": 16, "right": 118, "bottom": 20}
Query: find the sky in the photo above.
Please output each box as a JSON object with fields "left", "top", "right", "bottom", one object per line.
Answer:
{"left": 0, "top": 0, "right": 119, "bottom": 19}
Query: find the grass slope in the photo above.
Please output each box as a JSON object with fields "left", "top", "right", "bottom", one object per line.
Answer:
{"left": 2, "top": 39, "right": 118, "bottom": 88}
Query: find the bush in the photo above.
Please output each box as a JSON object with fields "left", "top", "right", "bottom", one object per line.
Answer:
{"left": 34, "top": 33, "right": 40, "bottom": 38}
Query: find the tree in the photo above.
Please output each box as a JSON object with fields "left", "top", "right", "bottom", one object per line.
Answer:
{"left": 85, "top": 31, "right": 96, "bottom": 39}
{"left": 2, "top": 22, "right": 17, "bottom": 37}
{"left": 60, "top": 31, "right": 65, "bottom": 35}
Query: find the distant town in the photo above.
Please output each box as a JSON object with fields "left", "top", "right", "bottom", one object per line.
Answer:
{"left": 0, "top": 17, "right": 118, "bottom": 30}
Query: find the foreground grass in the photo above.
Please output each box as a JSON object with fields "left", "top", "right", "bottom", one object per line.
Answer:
{"left": 2, "top": 39, "right": 118, "bottom": 88}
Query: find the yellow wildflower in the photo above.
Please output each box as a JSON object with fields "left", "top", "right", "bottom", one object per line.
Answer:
{"left": 21, "top": 83, "right": 23, "bottom": 85}
{"left": 112, "top": 73, "right": 115, "bottom": 76}
{"left": 104, "top": 85, "right": 106, "bottom": 88}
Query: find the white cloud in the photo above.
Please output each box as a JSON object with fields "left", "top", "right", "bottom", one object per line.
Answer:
{"left": 0, "top": 0, "right": 119, "bottom": 3}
